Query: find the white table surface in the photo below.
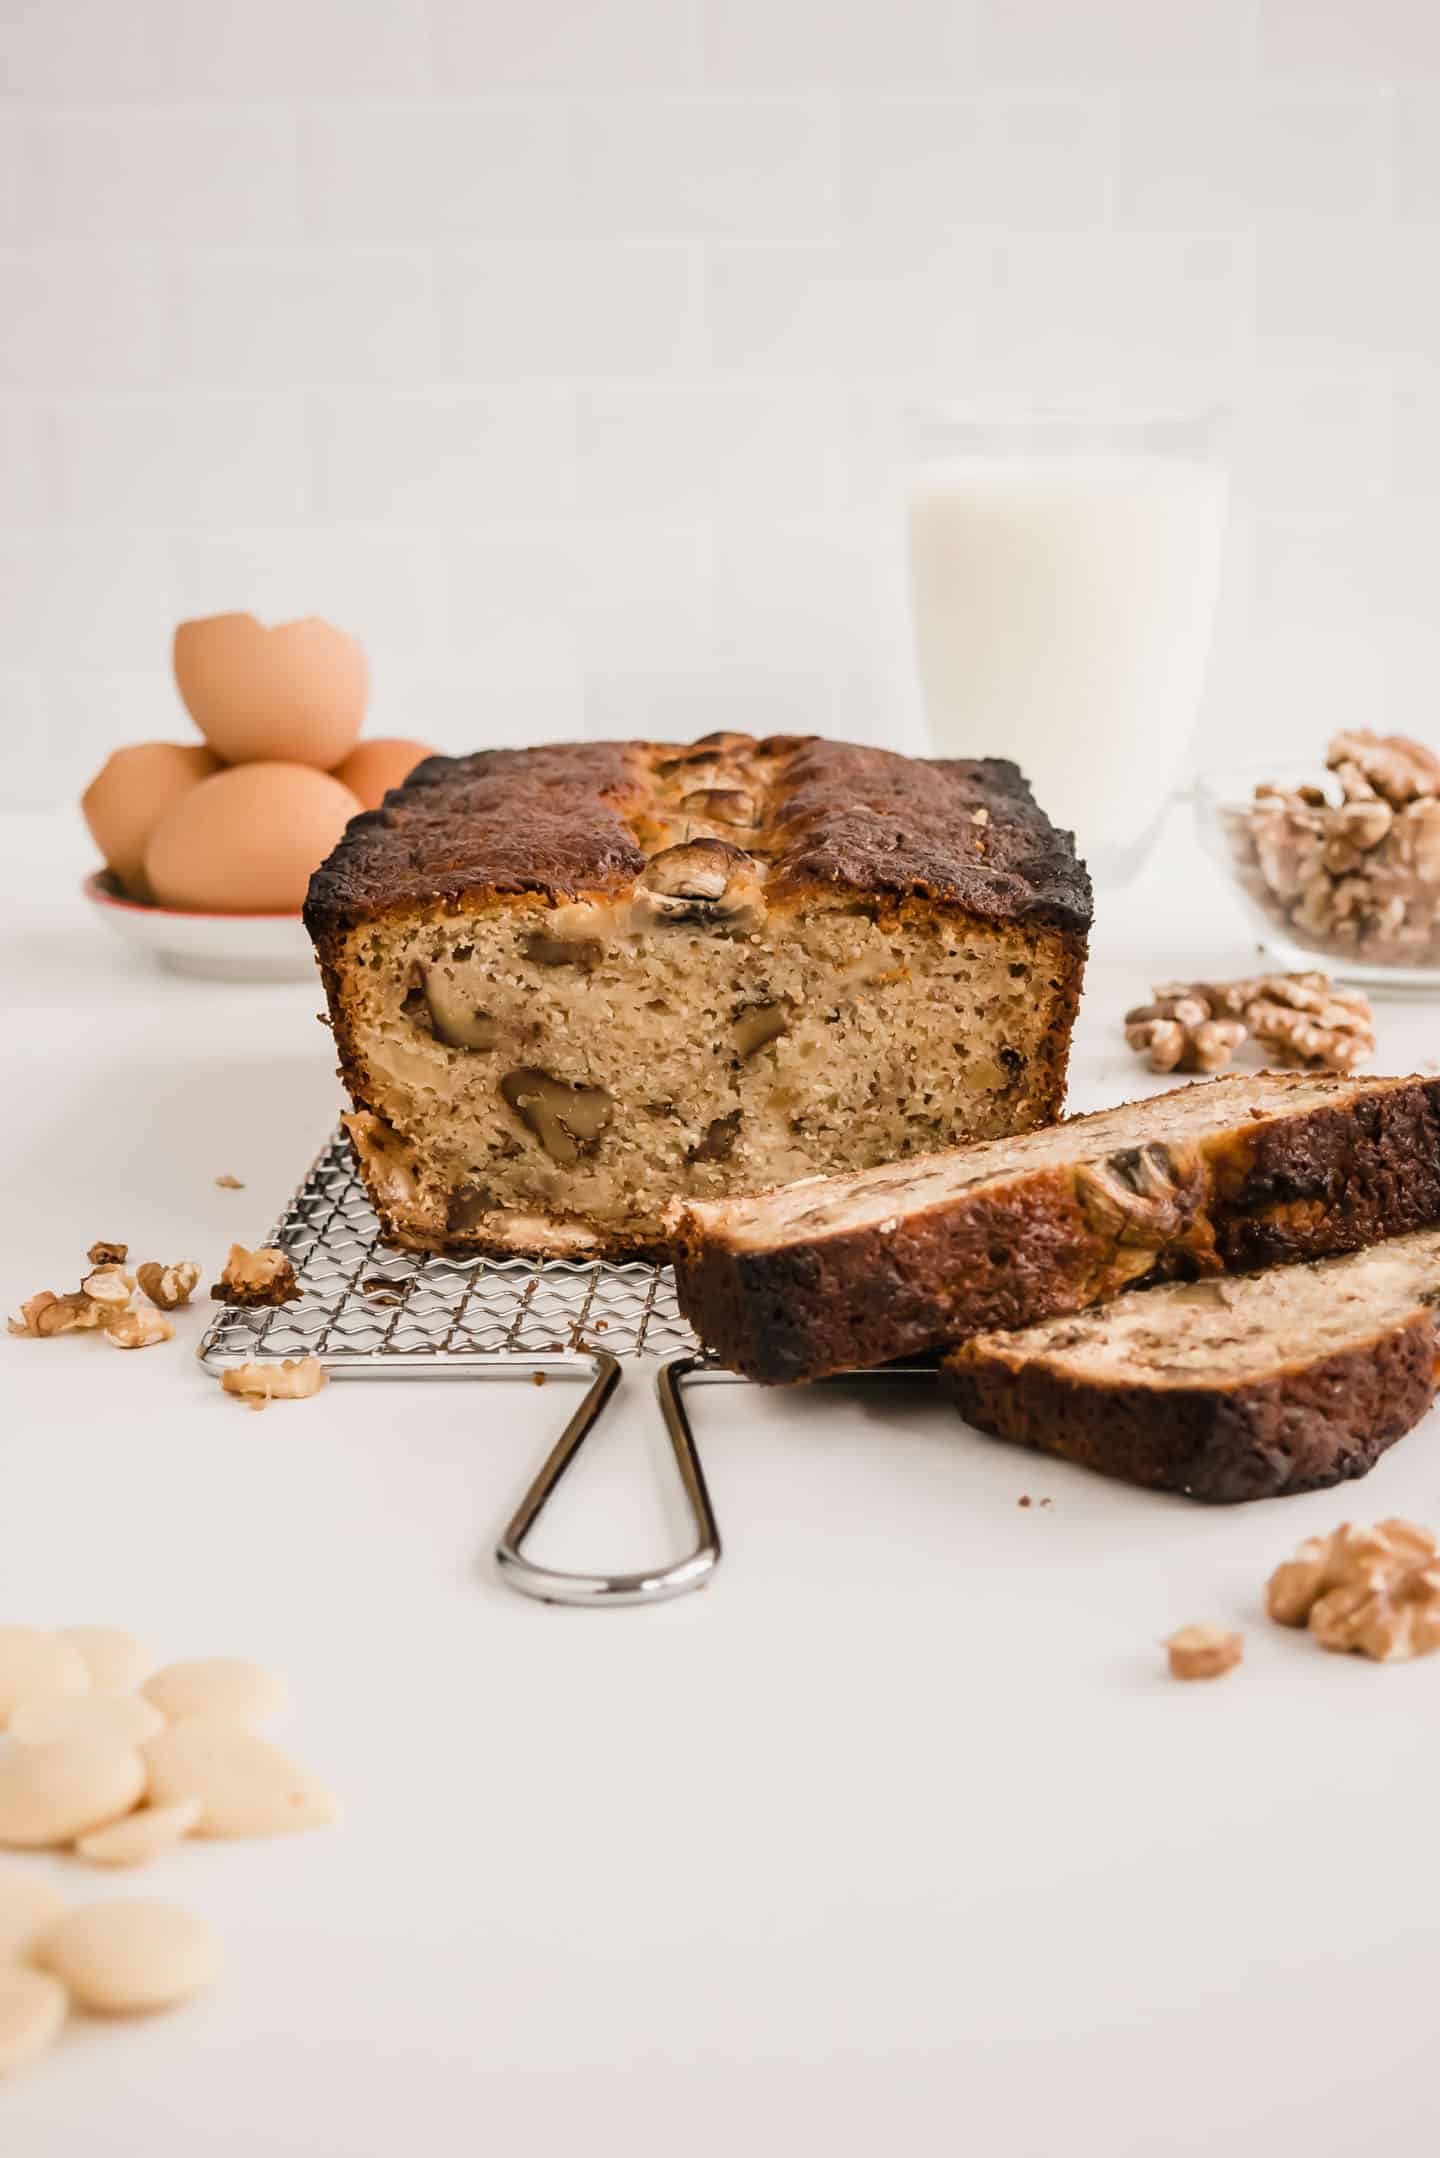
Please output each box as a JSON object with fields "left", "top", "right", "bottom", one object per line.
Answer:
{"left": 5, "top": 805, "right": 1440, "bottom": 2157}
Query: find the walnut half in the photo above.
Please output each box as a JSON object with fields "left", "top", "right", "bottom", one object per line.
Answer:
{"left": 220, "top": 1357, "right": 328, "bottom": 1411}
{"left": 1266, "top": 1518, "right": 1440, "bottom": 1662}
{"left": 631, "top": 840, "right": 767, "bottom": 934}
{"left": 105, "top": 1307, "right": 174, "bottom": 1350}
{"left": 8, "top": 1290, "right": 106, "bottom": 1338}
{"left": 136, "top": 1259, "right": 201, "bottom": 1310}
{"left": 1074, "top": 1141, "right": 1209, "bottom": 1252}
{"left": 500, "top": 1070, "right": 614, "bottom": 1165}
{"left": 211, "top": 1245, "right": 301, "bottom": 1308}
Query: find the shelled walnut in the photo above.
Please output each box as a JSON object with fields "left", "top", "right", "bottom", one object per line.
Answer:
{"left": 105, "top": 1307, "right": 175, "bottom": 1350}
{"left": 136, "top": 1259, "right": 201, "bottom": 1310}
{"left": 1165, "top": 1624, "right": 1243, "bottom": 1681}
{"left": 1266, "top": 1518, "right": 1440, "bottom": 1662}
{"left": 1222, "top": 729, "right": 1440, "bottom": 966}
{"left": 1124, "top": 972, "right": 1374, "bottom": 1076}
{"left": 211, "top": 1245, "right": 300, "bottom": 1308}
{"left": 220, "top": 1357, "right": 327, "bottom": 1411}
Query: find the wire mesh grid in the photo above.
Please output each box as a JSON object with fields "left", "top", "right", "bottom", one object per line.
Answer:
{"left": 196, "top": 1128, "right": 701, "bottom": 1369}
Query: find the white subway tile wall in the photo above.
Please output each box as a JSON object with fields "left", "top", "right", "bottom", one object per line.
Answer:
{"left": 3, "top": 0, "right": 1439, "bottom": 805}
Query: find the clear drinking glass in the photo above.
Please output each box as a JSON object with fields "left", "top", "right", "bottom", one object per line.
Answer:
{"left": 906, "top": 404, "right": 1230, "bottom": 888}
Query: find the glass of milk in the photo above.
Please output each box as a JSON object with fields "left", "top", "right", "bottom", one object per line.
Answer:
{"left": 907, "top": 404, "right": 1229, "bottom": 887}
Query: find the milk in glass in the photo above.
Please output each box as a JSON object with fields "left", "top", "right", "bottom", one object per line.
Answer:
{"left": 909, "top": 433, "right": 1228, "bottom": 884}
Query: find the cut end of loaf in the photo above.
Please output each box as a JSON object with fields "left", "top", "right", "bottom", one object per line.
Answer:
{"left": 329, "top": 892, "right": 1079, "bottom": 1256}
{"left": 308, "top": 733, "right": 1090, "bottom": 1257}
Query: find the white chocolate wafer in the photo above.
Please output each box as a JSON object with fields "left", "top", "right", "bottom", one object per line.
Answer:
{"left": 34, "top": 1900, "right": 220, "bottom": 2014}
{"left": 0, "top": 1631, "right": 90, "bottom": 1729}
{"left": 0, "top": 1966, "right": 68, "bottom": 2075}
{"left": 0, "top": 1739, "right": 146, "bottom": 1849}
{"left": 141, "top": 1659, "right": 288, "bottom": 1733}
{"left": 10, "top": 1694, "right": 164, "bottom": 1749}
{"left": 59, "top": 1628, "right": 152, "bottom": 1696}
{"left": 77, "top": 1799, "right": 202, "bottom": 1869}
{"left": 143, "top": 1725, "right": 336, "bottom": 1838}
{"left": 0, "top": 1871, "right": 65, "bottom": 1963}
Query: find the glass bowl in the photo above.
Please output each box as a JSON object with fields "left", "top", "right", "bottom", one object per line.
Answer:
{"left": 1194, "top": 758, "right": 1440, "bottom": 996}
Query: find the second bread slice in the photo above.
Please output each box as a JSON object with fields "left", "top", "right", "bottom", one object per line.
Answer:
{"left": 941, "top": 1225, "right": 1440, "bottom": 1502}
{"left": 669, "top": 1071, "right": 1440, "bottom": 1382}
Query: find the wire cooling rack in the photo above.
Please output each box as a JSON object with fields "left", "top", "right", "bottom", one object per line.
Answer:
{"left": 197, "top": 1127, "right": 725, "bottom": 1609}
{"left": 198, "top": 1127, "right": 702, "bottom": 1367}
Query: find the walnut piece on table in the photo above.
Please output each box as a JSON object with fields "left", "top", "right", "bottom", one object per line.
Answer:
{"left": 104, "top": 1306, "right": 175, "bottom": 1350}
{"left": 80, "top": 1263, "right": 134, "bottom": 1308}
{"left": 136, "top": 1259, "right": 201, "bottom": 1310}
{"left": 1123, "top": 991, "right": 1246, "bottom": 1075}
{"left": 8, "top": 1289, "right": 108, "bottom": 1337}
{"left": 1266, "top": 1518, "right": 1440, "bottom": 1662}
{"left": 1165, "top": 1624, "right": 1244, "bottom": 1681}
{"left": 211, "top": 1244, "right": 301, "bottom": 1308}
{"left": 1124, "top": 971, "right": 1374, "bottom": 1077}
{"left": 220, "top": 1357, "right": 327, "bottom": 1411}
{"left": 86, "top": 1240, "right": 128, "bottom": 1266}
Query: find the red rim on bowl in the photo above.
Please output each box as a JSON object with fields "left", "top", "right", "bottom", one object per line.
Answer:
{"left": 83, "top": 872, "right": 302, "bottom": 923}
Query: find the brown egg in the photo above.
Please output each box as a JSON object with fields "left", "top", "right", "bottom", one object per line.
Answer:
{"left": 82, "top": 742, "right": 222, "bottom": 901}
{"left": 144, "top": 764, "right": 361, "bottom": 915}
{"left": 330, "top": 737, "right": 435, "bottom": 812}
{"left": 173, "top": 614, "right": 368, "bottom": 769}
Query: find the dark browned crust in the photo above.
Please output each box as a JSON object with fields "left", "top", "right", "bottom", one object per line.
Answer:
{"left": 940, "top": 1311, "right": 1439, "bottom": 1504}
{"left": 209, "top": 1273, "right": 301, "bottom": 1309}
{"left": 304, "top": 733, "right": 1091, "bottom": 1261}
{"left": 303, "top": 734, "right": 1092, "bottom": 944}
{"left": 671, "top": 1074, "right": 1440, "bottom": 1383}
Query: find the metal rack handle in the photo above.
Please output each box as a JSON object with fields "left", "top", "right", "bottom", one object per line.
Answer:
{"left": 495, "top": 1350, "right": 723, "bottom": 1608}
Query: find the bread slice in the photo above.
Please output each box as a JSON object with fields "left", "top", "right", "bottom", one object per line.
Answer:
{"left": 668, "top": 1070, "right": 1440, "bottom": 1383}
{"left": 940, "top": 1226, "right": 1440, "bottom": 1502}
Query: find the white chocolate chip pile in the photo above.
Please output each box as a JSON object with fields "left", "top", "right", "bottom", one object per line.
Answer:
{"left": 141, "top": 1656, "right": 290, "bottom": 1732}
{"left": 143, "top": 1726, "right": 337, "bottom": 1838}
{"left": 0, "top": 1872, "right": 222, "bottom": 2078}
{"left": 0, "top": 1629, "right": 336, "bottom": 1862}
{"left": 0, "top": 1625, "right": 339, "bottom": 2078}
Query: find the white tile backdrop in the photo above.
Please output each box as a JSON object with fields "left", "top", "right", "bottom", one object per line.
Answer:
{"left": 3, "top": 0, "right": 1439, "bottom": 803}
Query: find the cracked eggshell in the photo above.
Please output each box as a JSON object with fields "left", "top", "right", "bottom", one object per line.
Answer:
{"left": 81, "top": 743, "right": 222, "bottom": 901}
{"left": 173, "top": 613, "right": 368, "bottom": 769}
{"left": 330, "top": 737, "right": 436, "bottom": 812}
{"left": 143, "top": 763, "right": 361, "bottom": 915}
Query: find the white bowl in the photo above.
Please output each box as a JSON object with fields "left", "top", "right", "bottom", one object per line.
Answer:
{"left": 83, "top": 872, "right": 318, "bottom": 982}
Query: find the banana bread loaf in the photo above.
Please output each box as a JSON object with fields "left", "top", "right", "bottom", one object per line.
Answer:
{"left": 304, "top": 733, "right": 1090, "bottom": 1259}
{"left": 941, "top": 1224, "right": 1440, "bottom": 1501}
{"left": 668, "top": 1069, "right": 1440, "bottom": 1381}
